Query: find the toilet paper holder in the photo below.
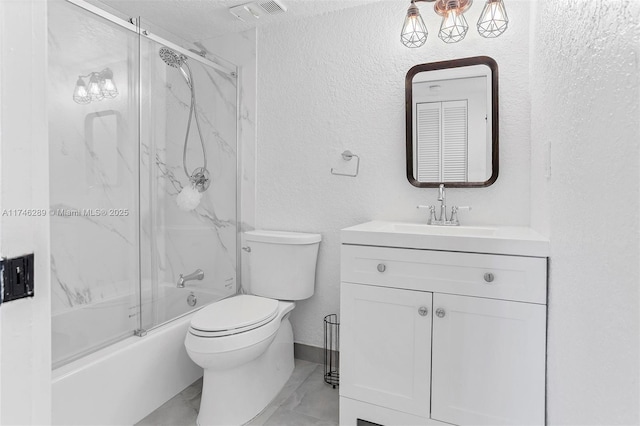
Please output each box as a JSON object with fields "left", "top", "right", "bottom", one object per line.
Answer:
{"left": 330, "top": 150, "right": 360, "bottom": 177}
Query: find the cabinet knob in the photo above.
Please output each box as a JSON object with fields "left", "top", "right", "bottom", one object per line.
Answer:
{"left": 484, "top": 272, "right": 495, "bottom": 283}
{"left": 377, "top": 263, "right": 386, "bottom": 273}
{"left": 435, "top": 308, "right": 446, "bottom": 318}
{"left": 418, "top": 306, "right": 429, "bottom": 316}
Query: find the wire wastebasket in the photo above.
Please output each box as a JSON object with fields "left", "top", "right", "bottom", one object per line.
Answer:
{"left": 323, "top": 314, "right": 339, "bottom": 388}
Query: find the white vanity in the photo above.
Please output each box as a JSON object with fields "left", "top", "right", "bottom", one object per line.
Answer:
{"left": 339, "top": 221, "right": 549, "bottom": 426}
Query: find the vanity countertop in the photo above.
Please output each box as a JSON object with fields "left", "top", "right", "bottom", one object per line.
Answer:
{"left": 341, "top": 221, "right": 549, "bottom": 257}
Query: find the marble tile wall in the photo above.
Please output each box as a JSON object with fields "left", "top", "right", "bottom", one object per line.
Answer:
{"left": 49, "top": 0, "right": 239, "bottom": 364}
{"left": 200, "top": 30, "right": 257, "bottom": 293}
{"left": 139, "top": 38, "right": 238, "bottom": 328}
{"left": 49, "top": 1, "right": 140, "bottom": 318}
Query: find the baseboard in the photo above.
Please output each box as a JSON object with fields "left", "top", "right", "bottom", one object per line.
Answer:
{"left": 294, "top": 342, "right": 339, "bottom": 365}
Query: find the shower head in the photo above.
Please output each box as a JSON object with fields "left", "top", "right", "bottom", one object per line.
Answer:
{"left": 159, "top": 47, "right": 192, "bottom": 88}
{"left": 159, "top": 47, "right": 186, "bottom": 68}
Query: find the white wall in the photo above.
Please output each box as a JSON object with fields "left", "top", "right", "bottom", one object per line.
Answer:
{"left": 256, "top": 0, "right": 533, "bottom": 348}
{"left": 0, "top": 0, "right": 51, "bottom": 424}
{"left": 530, "top": 1, "right": 640, "bottom": 424}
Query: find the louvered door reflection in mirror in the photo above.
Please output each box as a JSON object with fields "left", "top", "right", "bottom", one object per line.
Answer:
{"left": 406, "top": 56, "right": 498, "bottom": 188}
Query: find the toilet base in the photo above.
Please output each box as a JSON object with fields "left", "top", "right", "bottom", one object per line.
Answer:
{"left": 196, "top": 316, "right": 295, "bottom": 426}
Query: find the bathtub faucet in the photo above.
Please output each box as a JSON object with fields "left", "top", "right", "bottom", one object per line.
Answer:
{"left": 177, "top": 269, "right": 204, "bottom": 288}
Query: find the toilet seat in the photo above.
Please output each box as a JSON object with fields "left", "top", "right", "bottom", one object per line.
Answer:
{"left": 189, "top": 295, "right": 279, "bottom": 338}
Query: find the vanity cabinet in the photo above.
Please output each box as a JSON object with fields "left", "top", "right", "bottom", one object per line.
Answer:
{"left": 430, "top": 293, "right": 546, "bottom": 426}
{"left": 341, "top": 283, "right": 432, "bottom": 418}
{"left": 340, "top": 243, "right": 547, "bottom": 426}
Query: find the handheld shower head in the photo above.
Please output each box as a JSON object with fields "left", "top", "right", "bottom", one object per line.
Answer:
{"left": 159, "top": 46, "right": 210, "bottom": 205}
{"left": 159, "top": 47, "right": 192, "bottom": 88}
{"left": 159, "top": 47, "right": 186, "bottom": 68}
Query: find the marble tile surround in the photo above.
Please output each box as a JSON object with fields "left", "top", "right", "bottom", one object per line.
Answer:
{"left": 136, "top": 360, "right": 339, "bottom": 426}
{"left": 48, "top": 0, "right": 239, "bottom": 365}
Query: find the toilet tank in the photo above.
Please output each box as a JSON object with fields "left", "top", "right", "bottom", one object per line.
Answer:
{"left": 245, "top": 230, "right": 321, "bottom": 300}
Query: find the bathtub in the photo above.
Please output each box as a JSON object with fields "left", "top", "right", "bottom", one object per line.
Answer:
{"left": 52, "top": 284, "right": 230, "bottom": 426}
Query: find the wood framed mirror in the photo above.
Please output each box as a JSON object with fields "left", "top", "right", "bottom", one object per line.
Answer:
{"left": 406, "top": 56, "right": 498, "bottom": 188}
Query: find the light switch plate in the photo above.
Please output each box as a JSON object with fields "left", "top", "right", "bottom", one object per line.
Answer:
{"left": 1, "top": 253, "right": 34, "bottom": 303}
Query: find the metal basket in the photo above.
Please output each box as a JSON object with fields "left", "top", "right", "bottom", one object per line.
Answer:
{"left": 323, "top": 314, "right": 339, "bottom": 388}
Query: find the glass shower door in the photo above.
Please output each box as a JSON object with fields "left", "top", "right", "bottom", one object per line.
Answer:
{"left": 139, "top": 35, "right": 238, "bottom": 330}
{"left": 49, "top": 0, "right": 141, "bottom": 368}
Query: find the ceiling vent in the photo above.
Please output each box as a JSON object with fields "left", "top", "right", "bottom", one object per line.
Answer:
{"left": 229, "top": 0, "right": 287, "bottom": 22}
{"left": 258, "top": 0, "right": 287, "bottom": 15}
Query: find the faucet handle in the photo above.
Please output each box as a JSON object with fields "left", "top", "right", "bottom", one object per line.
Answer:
{"left": 418, "top": 205, "right": 437, "bottom": 224}
{"left": 450, "top": 206, "right": 471, "bottom": 226}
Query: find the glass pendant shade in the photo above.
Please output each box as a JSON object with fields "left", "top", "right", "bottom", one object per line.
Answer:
{"left": 401, "top": 2, "right": 428, "bottom": 48}
{"left": 438, "top": 8, "right": 469, "bottom": 43}
{"left": 72, "top": 78, "right": 91, "bottom": 104}
{"left": 88, "top": 74, "right": 104, "bottom": 101}
{"left": 477, "top": 0, "right": 509, "bottom": 38}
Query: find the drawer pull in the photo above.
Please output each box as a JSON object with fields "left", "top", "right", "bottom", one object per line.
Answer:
{"left": 418, "top": 306, "right": 429, "bottom": 316}
{"left": 484, "top": 272, "right": 495, "bottom": 283}
{"left": 435, "top": 308, "right": 446, "bottom": 318}
{"left": 377, "top": 263, "right": 386, "bottom": 273}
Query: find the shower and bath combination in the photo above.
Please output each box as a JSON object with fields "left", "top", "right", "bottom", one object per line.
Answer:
{"left": 159, "top": 47, "right": 211, "bottom": 211}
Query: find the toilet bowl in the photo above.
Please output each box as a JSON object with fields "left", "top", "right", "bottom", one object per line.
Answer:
{"left": 184, "top": 230, "right": 321, "bottom": 426}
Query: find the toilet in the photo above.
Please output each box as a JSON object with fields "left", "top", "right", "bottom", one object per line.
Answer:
{"left": 185, "top": 230, "right": 321, "bottom": 426}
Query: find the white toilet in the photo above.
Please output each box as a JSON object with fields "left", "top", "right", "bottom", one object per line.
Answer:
{"left": 185, "top": 230, "right": 321, "bottom": 426}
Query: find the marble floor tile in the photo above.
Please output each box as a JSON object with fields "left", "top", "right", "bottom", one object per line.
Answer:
{"left": 136, "top": 392, "right": 198, "bottom": 426}
{"left": 136, "top": 360, "right": 339, "bottom": 426}
{"left": 261, "top": 408, "right": 337, "bottom": 426}
{"left": 278, "top": 365, "right": 339, "bottom": 424}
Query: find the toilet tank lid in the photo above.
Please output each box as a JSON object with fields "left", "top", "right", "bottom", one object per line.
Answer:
{"left": 245, "top": 230, "right": 321, "bottom": 245}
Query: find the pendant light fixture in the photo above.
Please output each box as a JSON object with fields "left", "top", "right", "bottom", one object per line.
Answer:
{"left": 400, "top": 0, "right": 508, "bottom": 47}
{"left": 401, "top": 0, "right": 429, "bottom": 48}
{"left": 477, "top": 0, "right": 509, "bottom": 38}
{"left": 435, "top": 0, "right": 472, "bottom": 44}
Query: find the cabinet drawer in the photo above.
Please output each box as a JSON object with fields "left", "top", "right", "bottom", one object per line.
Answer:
{"left": 341, "top": 245, "right": 546, "bottom": 304}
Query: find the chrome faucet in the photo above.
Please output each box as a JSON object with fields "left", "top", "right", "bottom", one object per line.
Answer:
{"left": 437, "top": 184, "right": 447, "bottom": 223}
{"left": 177, "top": 269, "right": 204, "bottom": 288}
{"left": 417, "top": 184, "right": 471, "bottom": 226}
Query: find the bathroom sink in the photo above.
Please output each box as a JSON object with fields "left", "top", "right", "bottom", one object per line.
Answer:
{"left": 386, "top": 223, "right": 497, "bottom": 237}
{"left": 341, "top": 221, "right": 549, "bottom": 257}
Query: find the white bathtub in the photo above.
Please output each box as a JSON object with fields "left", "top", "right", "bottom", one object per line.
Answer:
{"left": 52, "top": 284, "right": 229, "bottom": 426}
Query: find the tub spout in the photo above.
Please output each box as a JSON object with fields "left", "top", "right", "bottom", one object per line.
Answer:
{"left": 177, "top": 269, "right": 204, "bottom": 288}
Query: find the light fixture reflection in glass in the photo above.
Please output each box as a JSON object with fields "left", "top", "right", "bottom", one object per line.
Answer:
{"left": 73, "top": 68, "right": 118, "bottom": 104}
{"left": 438, "top": 7, "right": 469, "bottom": 44}
{"left": 401, "top": 0, "right": 428, "bottom": 48}
{"left": 87, "top": 74, "right": 104, "bottom": 101}
{"left": 477, "top": 0, "right": 508, "bottom": 38}
{"left": 99, "top": 68, "right": 118, "bottom": 99}
{"left": 72, "top": 77, "right": 91, "bottom": 104}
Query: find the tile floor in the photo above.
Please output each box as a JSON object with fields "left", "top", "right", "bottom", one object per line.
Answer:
{"left": 136, "top": 360, "right": 339, "bottom": 426}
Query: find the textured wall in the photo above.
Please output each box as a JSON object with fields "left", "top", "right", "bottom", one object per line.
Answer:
{"left": 530, "top": 1, "right": 640, "bottom": 423}
{"left": 256, "top": 0, "right": 533, "bottom": 348}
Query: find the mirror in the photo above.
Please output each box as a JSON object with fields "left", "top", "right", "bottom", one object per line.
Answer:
{"left": 406, "top": 56, "right": 498, "bottom": 188}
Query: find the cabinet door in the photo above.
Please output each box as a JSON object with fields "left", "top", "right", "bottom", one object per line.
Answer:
{"left": 431, "top": 293, "right": 546, "bottom": 426}
{"left": 340, "top": 283, "right": 432, "bottom": 417}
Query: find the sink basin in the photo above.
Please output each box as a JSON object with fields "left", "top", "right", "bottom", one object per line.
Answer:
{"left": 341, "top": 221, "right": 549, "bottom": 257}
{"left": 386, "top": 223, "right": 497, "bottom": 237}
